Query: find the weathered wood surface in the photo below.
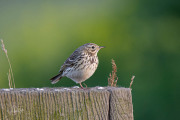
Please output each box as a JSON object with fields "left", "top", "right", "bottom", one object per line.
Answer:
{"left": 0, "top": 87, "right": 133, "bottom": 120}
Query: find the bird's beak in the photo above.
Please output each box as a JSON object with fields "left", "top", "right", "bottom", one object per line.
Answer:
{"left": 99, "top": 46, "right": 105, "bottom": 49}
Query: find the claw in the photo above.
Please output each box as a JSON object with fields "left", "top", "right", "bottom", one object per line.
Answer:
{"left": 79, "top": 83, "right": 84, "bottom": 89}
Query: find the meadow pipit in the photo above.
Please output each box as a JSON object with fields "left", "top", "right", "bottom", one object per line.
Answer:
{"left": 50, "top": 43, "right": 104, "bottom": 88}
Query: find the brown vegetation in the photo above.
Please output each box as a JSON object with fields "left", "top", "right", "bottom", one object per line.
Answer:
{"left": 1, "top": 39, "right": 15, "bottom": 88}
{"left": 108, "top": 59, "right": 118, "bottom": 87}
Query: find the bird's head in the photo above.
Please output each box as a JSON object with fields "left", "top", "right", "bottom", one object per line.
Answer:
{"left": 81, "top": 43, "right": 104, "bottom": 56}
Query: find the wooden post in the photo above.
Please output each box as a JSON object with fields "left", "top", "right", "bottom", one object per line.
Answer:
{"left": 0, "top": 87, "right": 133, "bottom": 120}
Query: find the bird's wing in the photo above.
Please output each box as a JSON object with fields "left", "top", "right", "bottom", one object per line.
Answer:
{"left": 59, "top": 50, "right": 81, "bottom": 72}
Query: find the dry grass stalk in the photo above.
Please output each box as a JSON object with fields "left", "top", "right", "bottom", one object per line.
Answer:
{"left": 129, "top": 75, "right": 135, "bottom": 88}
{"left": 108, "top": 59, "right": 118, "bottom": 87}
{"left": 1, "top": 39, "right": 15, "bottom": 88}
{"left": 8, "top": 69, "right": 12, "bottom": 88}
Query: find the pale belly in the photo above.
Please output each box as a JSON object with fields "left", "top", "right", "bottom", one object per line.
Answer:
{"left": 65, "top": 63, "right": 98, "bottom": 83}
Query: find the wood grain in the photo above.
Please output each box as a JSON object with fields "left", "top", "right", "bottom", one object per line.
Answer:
{"left": 0, "top": 87, "right": 133, "bottom": 120}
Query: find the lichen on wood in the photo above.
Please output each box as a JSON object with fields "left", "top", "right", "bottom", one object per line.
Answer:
{"left": 0, "top": 87, "right": 133, "bottom": 120}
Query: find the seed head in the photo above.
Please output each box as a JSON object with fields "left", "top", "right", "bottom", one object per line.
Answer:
{"left": 1, "top": 39, "right": 7, "bottom": 54}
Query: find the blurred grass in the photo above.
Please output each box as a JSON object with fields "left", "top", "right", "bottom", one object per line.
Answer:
{"left": 0, "top": 0, "right": 180, "bottom": 120}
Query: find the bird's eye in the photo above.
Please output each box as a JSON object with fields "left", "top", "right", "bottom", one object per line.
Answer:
{"left": 92, "top": 46, "right": 95, "bottom": 49}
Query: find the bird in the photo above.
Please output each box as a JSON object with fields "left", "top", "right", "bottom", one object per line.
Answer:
{"left": 50, "top": 43, "right": 104, "bottom": 88}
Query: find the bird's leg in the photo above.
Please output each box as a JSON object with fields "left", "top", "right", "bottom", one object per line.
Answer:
{"left": 83, "top": 83, "right": 87, "bottom": 88}
{"left": 79, "top": 83, "right": 84, "bottom": 89}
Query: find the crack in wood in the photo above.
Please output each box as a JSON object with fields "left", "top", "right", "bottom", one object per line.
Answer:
{"left": 0, "top": 87, "right": 133, "bottom": 120}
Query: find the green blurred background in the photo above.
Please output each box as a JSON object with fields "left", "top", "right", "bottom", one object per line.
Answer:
{"left": 0, "top": 0, "right": 180, "bottom": 120}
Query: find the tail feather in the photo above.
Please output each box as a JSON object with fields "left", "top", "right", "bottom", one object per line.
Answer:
{"left": 50, "top": 73, "right": 62, "bottom": 84}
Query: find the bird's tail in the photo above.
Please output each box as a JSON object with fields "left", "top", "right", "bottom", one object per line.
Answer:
{"left": 50, "top": 73, "right": 62, "bottom": 84}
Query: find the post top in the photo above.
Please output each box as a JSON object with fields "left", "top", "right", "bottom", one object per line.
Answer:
{"left": 0, "top": 87, "right": 131, "bottom": 93}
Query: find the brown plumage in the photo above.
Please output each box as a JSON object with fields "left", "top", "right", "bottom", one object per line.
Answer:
{"left": 50, "top": 43, "right": 104, "bottom": 88}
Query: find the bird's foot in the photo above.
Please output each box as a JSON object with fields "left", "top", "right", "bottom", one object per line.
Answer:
{"left": 79, "top": 83, "right": 88, "bottom": 89}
